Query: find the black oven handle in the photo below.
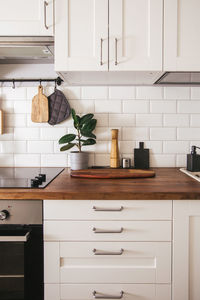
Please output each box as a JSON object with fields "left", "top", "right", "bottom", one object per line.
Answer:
{"left": 0, "top": 231, "right": 30, "bottom": 242}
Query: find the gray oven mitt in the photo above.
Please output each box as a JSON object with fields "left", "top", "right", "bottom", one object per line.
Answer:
{"left": 48, "top": 89, "right": 71, "bottom": 125}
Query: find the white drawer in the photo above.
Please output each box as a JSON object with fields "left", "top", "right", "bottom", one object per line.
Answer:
{"left": 59, "top": 242, "right": 171, "bottom": 284}
{"left": 44, "top": 220, "right": 171, "bottom": 242}
{"left": 44, "top": 200, "right": 172, "bottom": 221}
{"left": 44, "top": 283, "right": 171, "bottom": 300}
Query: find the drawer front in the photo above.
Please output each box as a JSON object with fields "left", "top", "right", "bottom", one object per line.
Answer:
{"left": 59, "top": 242, "right": 171, "bottom": 284}
{"left": 57, "top": 284, "right": 171, "bottom": 300}
{"left": 44, "top": 200, "right": 172, "bottom": 221}
{"left": 44, "top": 220, "right": 171, "bottom": 242}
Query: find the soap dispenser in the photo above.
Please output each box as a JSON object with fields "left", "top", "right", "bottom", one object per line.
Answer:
{"left": 187, "top": 145, "right": 200, "bottom": 172}
{"left": 134, "top": 142, "right": 149, "bottom": 169}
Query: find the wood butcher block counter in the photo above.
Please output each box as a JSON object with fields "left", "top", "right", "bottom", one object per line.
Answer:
{"left": 0, "top": 167, "right": 200, "bottom": 200}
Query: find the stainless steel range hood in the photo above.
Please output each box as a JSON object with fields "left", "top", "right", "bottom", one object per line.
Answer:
{"left": 155, "top": 72, "right": 200, "bottom": 85}
{"left": 0, "top": 36, "right": 54, "bottom": 64}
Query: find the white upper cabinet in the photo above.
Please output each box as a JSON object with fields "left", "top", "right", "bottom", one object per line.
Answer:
{"left": 55, "top": 0, "right": 163, "bottom": 72}
{"left": 164, "top": 0, "right": 200, "bottom": 71}
{"left": 109, "top": 0, "right": 163, "bottom": 71}
{"left": 0, "top": 0, "right": 53, "bottom": 36}
{"left": 55, "top": 0, "right": 108, "bottom": 71}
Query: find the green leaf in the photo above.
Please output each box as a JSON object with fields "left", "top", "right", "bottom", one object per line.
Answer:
{"left": 82, "top": 138, "right": 96, "bottom": 146}
{"left": 74, "top": 115, "right": 81, "bottom": 129}
{"left": 80, "top": 130, "right": 96, "bottom": 139}
{"left": 80, "top": 114, "right": 94, "bottom": 126}
{"left": 82, "top": 119, "right": 97, "bottom": 132}
{"left": 60, "top": 143, "right": 75, "bottom": 151}
{"left": 59, "top": 134, "right": 76, "bottom": 144}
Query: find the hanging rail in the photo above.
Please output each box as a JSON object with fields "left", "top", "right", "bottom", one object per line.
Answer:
{"left": 0, "top": 76, "right": 63, "bottom": 87}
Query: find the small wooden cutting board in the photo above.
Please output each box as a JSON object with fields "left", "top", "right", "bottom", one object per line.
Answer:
{"left": 31, "top": 85, "right": 49, "bottom": 123}
{"left": 71, "top": 168, "right": 155, "bottom": 179}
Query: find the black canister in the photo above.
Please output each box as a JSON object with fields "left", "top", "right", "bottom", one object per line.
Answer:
{"left": 134, "top": 142, "right": 149, "bottom": 169}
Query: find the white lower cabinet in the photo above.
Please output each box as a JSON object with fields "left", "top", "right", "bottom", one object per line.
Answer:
{"left": 173, "top": 200, "right": 200, "bottom": 300}
{"left": 44, "top": 200, "right": 172, "bottom": 300}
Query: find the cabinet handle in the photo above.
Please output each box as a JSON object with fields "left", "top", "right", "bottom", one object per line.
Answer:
{"left": 93, "top": 206, "right": 123, "bottom": 212}
{"left": 100, "top": 38, "right": 103, "bottom": 65}
{"left": 93, "top": 248, "right": 124, "bottom": 255}
{"left": 115, "top": 38, "right": 118, "bottom": 65}
{"left": 44, "top": 1, "right": 48, "bottom": 30}
{"left": 93, "top": 291, "right": 124, "bottom": 299}
{"left": 93, "top": 227, "right": 123, "bottom": 234}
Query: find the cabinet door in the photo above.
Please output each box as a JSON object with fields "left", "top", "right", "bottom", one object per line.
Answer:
{"left": 173, "top": 200, "right": 200, "bottom": 300}
{"left": 55, "top": 0, "right": 108, "bottom": 71}
{"left": 109, "top": 0, "right": 163, "bottom": 71}
{"left": 164, "top": 0, "right": 200, "bottom": 70}
{"left": 0, "top": 0, "right": 53, "bottom": 36}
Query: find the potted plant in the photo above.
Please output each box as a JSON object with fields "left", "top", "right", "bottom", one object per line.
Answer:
{"left": 58, "top": 108, "right": 97, "bottom": 170}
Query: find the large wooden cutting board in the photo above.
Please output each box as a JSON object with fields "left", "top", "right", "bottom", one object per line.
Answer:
{"left": 71, "top": 168, "right": 155, "bottom": 179}
{"left": 31, "top": 85, "right": 49, "bottom": 123}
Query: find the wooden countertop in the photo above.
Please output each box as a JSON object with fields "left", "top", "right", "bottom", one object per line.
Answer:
{"left": 0, "top": 167, "right": 200, "bottom": 200}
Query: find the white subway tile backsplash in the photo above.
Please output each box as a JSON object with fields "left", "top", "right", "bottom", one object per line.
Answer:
{"left": 95, "top": 100, "right": 121, "bottom": 113}
{"left": 40, "top": 128, "right": 67, "bottom": 141}
{"left": 190, "top": 115, "right": 200, "bottom": 127}
{"left": 177, "top": 128, "right": 200, "bottom": 140}
{"left": 41, "top": 154, "right": 68, "bottom": 167}
{"left": 136, "top": 114, "right": 162, "bottom": 127}
{"left": 136, "top": 87, "right": 163, "bottom": 99}
{"left": 123, "top": 100, "right": 149, "bottom": 113}
{"left": 109, "top": 86, "right": 135, "bottom": 99}
{"left": 82, "top": 87, "right": 108, "bottom": 99}
{"left": 163, "top": 141, "right": 189, "bottom": 154}
{"left": 0, "top": 85, "right": 200, "bottom": 167}
{"left": 150, "top": 128, "right": 176, "bottom": 141}
{"left": 150, "top": 101, "right": 176, "bottom": 113}
{"left": 109, "top": 114, "right": 135, "bottom": 127}
{"left": 14, "top": 154, "right": 40, "bottom": 167}
{"left": 163, "top": 114, "right": 189, "bottom": 127}
{"left": 122, "top": 127, "right": 149, "bottom": 141}
{"left": 178, "top": 101, "right": 200, "bottom": 113}
{"left": 14, "top": 128, "right": 40, "bottom": 140}
{"left": 150, "top": 154, "right": 176, "bottom": 167}
{"left": 27, "top": 141, "right": 54, "bottom": 153}
{"left": 164, "top": 87, "right": 190, "bottom": 99}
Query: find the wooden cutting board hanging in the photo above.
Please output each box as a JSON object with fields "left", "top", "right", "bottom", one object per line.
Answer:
{"left": 71, "top": 168, "right": 156, "bottom": 179}
{"left": 31, "top": 85, "right": 49, "bottom": 123}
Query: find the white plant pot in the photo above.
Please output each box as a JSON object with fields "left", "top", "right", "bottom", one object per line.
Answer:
{"left": 70, "top": 151, "right": 89, "bottom": 170}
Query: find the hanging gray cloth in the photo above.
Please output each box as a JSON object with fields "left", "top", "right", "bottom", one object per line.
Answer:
{"left": 48, "top": 89, "right": 71, "bottom": 125}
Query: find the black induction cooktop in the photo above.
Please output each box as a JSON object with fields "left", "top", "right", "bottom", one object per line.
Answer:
{"left": 0, "top": 167, "right": 64, "bottom": 188}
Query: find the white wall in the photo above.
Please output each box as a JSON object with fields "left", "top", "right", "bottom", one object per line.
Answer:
{"left": 0, "top": 85, "right": 198, "bottom": 167}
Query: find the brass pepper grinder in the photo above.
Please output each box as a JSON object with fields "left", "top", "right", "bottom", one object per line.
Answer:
{"left": 110, "top": 129, "right": 120, "bottom": 168}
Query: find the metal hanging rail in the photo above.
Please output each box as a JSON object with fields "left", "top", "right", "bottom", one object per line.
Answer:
{"left": 0, "top": 76, "right": 63, "bottom": 88}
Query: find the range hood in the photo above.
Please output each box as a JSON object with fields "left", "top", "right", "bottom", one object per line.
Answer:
{"left": 0, "top": 36, "right": 54, "bottom": 64}
{"left": 155, "top": 72, "right": 200, "bottom": 85}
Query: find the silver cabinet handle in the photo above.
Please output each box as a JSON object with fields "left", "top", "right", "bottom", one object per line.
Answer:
{"left": 100, "top": 38, "right": 103, "bottom": 65}
{"left": 44, "top": 1, "right": 48, "bottom": 30}
{"left": 0, "top": 231, "right": 30, "bottom": 242}
{"left": 93, "top": 248, "right": 124, "bottom": 255}
{"left": 115, "top": 38, "right": 118, "bottom": 65}
{"left": 93, "top": 227, "right": 123, "bottom": 233}
{"left": 93, "top": 206, "right": 123, "bottom": 212}
{"left": 93, "top": 291, "right": 124, "bottom": 299}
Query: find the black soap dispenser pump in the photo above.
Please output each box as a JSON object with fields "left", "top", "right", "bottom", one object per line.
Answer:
{"left": 187, "top": 145, "right": 200, "bottom": 172}
{"left": 134, "top": 142, "right": 149, "bottom": 169}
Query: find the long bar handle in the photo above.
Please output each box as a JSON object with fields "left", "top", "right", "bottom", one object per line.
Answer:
{"left": 44, "top": 1, "right": 49, "bottom": 30}
{"left": 93, "top": 227, "right": 123, "bottom": 234}
{"left": 100, "top": 38, "right": 103, "bottom": 65}
{"left": 93, "top": 206, "right": 123, "bottom": 212}
{"left": 93, "top": 291, "right": 124, "bottom": 299}
{"left": 115, "top": 38, "right": 118, "bottom": 65}
{"left": 0, "top": 232, "right": 30, "bottom": 242}
{"left": 93, "top": 248, "right": 124, "bottom": 255}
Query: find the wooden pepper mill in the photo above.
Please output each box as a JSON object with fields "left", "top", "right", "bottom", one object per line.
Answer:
{"left": 110, "top": 129, "right": 120, "bottom": 168}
